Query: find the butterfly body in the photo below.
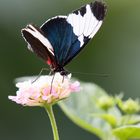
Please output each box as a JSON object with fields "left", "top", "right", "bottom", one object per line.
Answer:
{"left": 21, "top": 1, "right": 107, "bottom": 76}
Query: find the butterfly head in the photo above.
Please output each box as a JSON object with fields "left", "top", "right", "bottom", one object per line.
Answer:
{"left": 52, "top": 67, "right": 70, "bottom": 76}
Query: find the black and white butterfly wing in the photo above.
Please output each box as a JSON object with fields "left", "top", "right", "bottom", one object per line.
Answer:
{"left": 67, "top": 1, "right": 106, "bottom": 46}
{"left": 21, "top": 24, "right": 56, "bottom": 68}
{"left": 65, "top": 1, "right": 106, "bottom": 65}
{"left": 40, "top": 1, "right": 106, "bottom": 67}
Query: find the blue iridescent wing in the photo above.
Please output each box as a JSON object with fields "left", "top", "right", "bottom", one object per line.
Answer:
{"left": 41, "top": 1, "right": 107, "bottom": 66}
{"left": 41, "top": 16, "right": 81, "bottom": 66}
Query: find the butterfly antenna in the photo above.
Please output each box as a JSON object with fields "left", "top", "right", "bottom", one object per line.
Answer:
{"left": 71, "top": 71, "right": 110, "bottom": 77}
{"left": 32, "top": 68, "right": 49, "bottom": 83}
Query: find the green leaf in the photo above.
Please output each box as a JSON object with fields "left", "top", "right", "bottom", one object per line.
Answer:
{"left": 128, "top": 115, "right": 140, "bottom": 125}
{"left": 120, "top": 115, "right": 140, "bottom": 125}
{"left": 113, "top": 124, "right": 140, "bottom": 140}
{"left": 58, "top": 81, "right": 120, "bottom": 139}
{"left": 98, "top": 114, "right": 117, "bottom": 128}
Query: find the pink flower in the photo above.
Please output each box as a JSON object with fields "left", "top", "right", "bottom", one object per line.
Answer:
{"left": 8, "top": 73, "right": 80, "bottom": 106}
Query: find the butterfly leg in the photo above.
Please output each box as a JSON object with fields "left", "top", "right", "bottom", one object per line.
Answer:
{"left": 32, "top": 68, "right": 49, "bottom": 83}
{"left": 50, "top": 73, "right": 56, "bottom": 94}
{"left": 62, "top": 75, "right": 65, "bottom": 83}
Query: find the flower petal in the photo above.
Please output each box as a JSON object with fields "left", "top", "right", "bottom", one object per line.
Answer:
{"left": 9, "top": 73, "right": 81, "bottom": 106}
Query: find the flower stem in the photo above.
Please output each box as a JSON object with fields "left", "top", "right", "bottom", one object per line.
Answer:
{"left": 45, "top": 105, "right": 59, "bottom": 140}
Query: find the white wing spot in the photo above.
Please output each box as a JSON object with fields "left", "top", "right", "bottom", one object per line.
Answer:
{"left": 67, "top": 4, "right": 103, "bottom": 48}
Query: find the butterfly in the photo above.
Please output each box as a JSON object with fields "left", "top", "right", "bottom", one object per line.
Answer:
{"left": 21, "top": 1, "right": 107, "bottom": 76}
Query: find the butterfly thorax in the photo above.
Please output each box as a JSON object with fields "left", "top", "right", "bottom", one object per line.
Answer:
{"left": 51, "top": 67, "right": 69, "bottom": 76}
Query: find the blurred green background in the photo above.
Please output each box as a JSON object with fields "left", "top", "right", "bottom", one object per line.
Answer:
{"left": 0, "top": 0, "right": 140, "bottom": 140}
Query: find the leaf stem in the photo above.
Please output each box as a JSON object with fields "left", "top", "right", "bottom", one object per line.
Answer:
{"left": 45, "top": 105, "right": 59, "bottom": 140}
